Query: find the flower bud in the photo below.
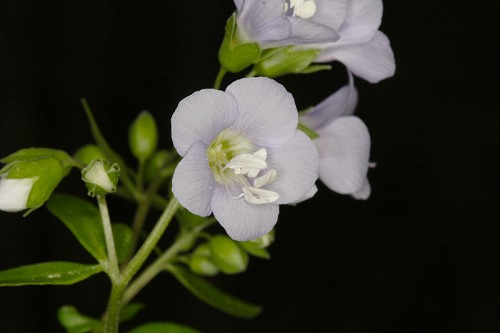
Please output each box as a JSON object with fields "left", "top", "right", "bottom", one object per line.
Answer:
{"left": 189, "top": 243, "right": 219, "bottom": 277}
{"left": 143, "top": 149, "right": 170, "bottom": 183}
{"left": 209, "top": 235, "right": 248, "bottom": 274}
{"left": 0, "top": 148, "right": 74, "bottom": 213}
{"left": 81, "top": 159, "right": 120, "bottom": 197}
{"left": 129, "top": 111, "right": 158, "bottom": 161}
{"left": 239, "top": 230, "right": 275, "bottom": 259}
{"left": 73, "top": 144, "right": 107, "bottom": 166}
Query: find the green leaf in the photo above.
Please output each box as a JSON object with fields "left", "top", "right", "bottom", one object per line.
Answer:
{"left": 128, "top": 322, "right": 201, "bottom": 333}
{"left": 166, "top": 264, "right": 262, "bottom": 319}
{"left": 57, "top": 305, "right": 102, "bottom": 333}
{"left": 113, "top": 223, "right": 133, "bottom": 264}
{"left": 0, "top": 262, "right": 102, "bottom": 286}
{"left": 47, "top": 193, "right": 107, "bottom": 263}
{"left": 120, "top": 303, "right": 145, "bottom": 324}
{"left": 218, "top": 13, "right": 260, "bottom": 73}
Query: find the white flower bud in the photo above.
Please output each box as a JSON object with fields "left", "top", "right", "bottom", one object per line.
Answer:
{"left": 81, "top": 159, "right": 120, "bottom": 197}
{"left": 0, "top": 175, "right": 36, "bottom": 212}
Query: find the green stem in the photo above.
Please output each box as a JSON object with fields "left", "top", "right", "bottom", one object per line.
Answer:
{"left": 97, "top": 195, "right": 120, "bottom": 283}
{"left": 122, "top": 219, "right": 214, "bottom": 306}
{"left": 122, "top": 231, "right": 196, "bottom": 305}
{"left": 122, "top": 197, "right": 180, "bottom": 287}
{"left": 129, "top": 168, "right": 168, "bottom": 257}
{"left": 214, "top": 67, "right": 227, "bottom": 89}
{"left": 103, "top": 284, "right": 124, "bottom": 333}
{"left": 97, "top": 195, "right": 122, "bottom": 333}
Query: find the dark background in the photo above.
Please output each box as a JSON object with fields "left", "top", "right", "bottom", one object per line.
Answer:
{"left": 0, "top": 1, "right": 498, "bottom": 332}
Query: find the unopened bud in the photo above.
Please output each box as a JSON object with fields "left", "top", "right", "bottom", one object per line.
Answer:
{"left": 209, "top": 235, "right": 248, "bottom": 274}
{"left": 81, "top": 159, "right": 120, "bottom": 197}
{"left": 129, "top": 111, "right": 158, "bottom": 161}
{"left": 0, "top": 148, "right": 74, "bottom": 213}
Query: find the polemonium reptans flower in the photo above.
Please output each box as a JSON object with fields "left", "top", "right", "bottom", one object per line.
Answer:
{"left": 308, "top": 0, "right": 395, "bottom": 83}
{"left": 234, "top": 0, "right": 394, "bottom": 83}
{"left": 171, "top": 77, "right": 319, "bottom": 241}
{"left": 300, "top": 74, "right": 371, "bottom": 199}
{"left": 233, "top": 0, "right": 339, "bottom": 48}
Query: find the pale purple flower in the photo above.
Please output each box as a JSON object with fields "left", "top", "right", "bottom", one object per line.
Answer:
{"left": 171, "top": 77, "right": 319, "bottom": 241}
{"left": 307, "top": 0, "right": 395, "bottom": 83}
{"left": 233, "top": 0, "right": 340, "bottom": 48}
{"left": 234, "top": 0, "right": 395, "bottom": 83}
{"left": 300, "top": 74, "right": 371, "bottom": 198}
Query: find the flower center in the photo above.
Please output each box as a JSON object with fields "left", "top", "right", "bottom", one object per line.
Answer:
{"left": 284, "top": 0, "right": 317, "bottom": 19}
{"left": 207, "top": 128, "right": 280, "bottom": 205}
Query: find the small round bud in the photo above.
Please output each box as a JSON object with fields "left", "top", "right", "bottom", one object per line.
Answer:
{"left": 81, "top": 159, "right": 120, "bottom": 197}
{"left": 129, "top": 111, "right": 158, "bottom": 161}
{"left": 143, "top": 149, "right": 170, "bottom": 183}
{"left": 209, "top": 235, "right": 248, "bottom": 274}
{"left": 74, "top": 145, "right": 107, "bottom": 166}
{"left": 189, "top": 243, "right": 219, "bottom": 276}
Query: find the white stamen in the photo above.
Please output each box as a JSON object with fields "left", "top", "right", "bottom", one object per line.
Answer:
{"left": 285, "top": 0, "right": 316, "bottom": 19}
{"left": 225, "top": 149, "right": 268, "bottom": 177}
{"left": 254, "top": 169, "right": 278, "bottom": 188}
{"left": 242, "top": 186, "right": 280, "bottom": 205}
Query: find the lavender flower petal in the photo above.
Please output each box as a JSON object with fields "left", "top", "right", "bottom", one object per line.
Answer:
{"left": 315, "top": 116, "right": 370, "bottom": 194}
{"left": 172, "top": 142, "right": 215, "bottom": 216}
{"left": 226, "top": 77, "right": 298, "bottom": 148}
{"left": 267, "top": 131, "right": 319, "bottom": 204}
{"left": 171, "top": 89, "right": 237, "bottom": 157}
{"left": 211, "top": 185, "right": 279, "bottom": 241}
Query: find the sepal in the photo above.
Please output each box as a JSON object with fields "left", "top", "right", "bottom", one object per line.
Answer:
{"left": 81, "top": 159, "right": 120, "bottom": 197}
{"left": 252, "top": 46, "right": 325, "bottom": 78}
{"left": 218, "top": 13, "right": 261, "bottom": 73}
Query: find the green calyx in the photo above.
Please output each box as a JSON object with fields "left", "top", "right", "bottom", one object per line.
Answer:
{"left": 218, "top": 13, "right": 261, "bottom": 73}
{"left": 81, "top": 159, "right": 121, "bottom": 197}
{"left": 252, "top": 46, "right": 330, "bottom": 78}
{"left": 0, "top": 148, "right": 75, "bottom": 213}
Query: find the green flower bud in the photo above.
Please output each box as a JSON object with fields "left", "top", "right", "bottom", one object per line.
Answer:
{"left": 218, "top": 13, "right": 261, "bottom": 73}
{"left": 0, "top": 148, "right": 74, "bottom": 213}
{"left": 81, "top": 159, "right": 120, "bottom": 197}
{"left": 239, "top": 230, "right": 275, "bottom": 259}
{"left": 74, "top": 144, "right": 107, "bottom": 166}
{"left": 143, "top": 149, "right": 170, "bottom": 183}
{"left": 253, "top": 46, "right": 328, "bottom": 78}
{"left": 129, "top": 111, "right": 158, "bottom": 161}
{"left": 209, "top": 235, "right": 248, "bottom": 275}
{"left": 189, "top": 243, "right": 219, "bottom": 277}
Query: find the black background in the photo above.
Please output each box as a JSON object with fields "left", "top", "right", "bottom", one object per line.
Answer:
{"left": 0, "top": 1, "right": 498, "bottom": 332}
